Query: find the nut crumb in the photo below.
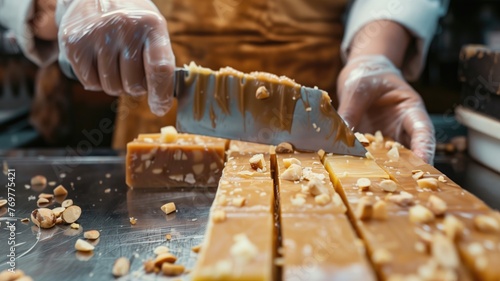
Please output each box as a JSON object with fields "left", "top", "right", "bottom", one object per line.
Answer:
{"left": 249, "top": 154, "right": 266, "bottom": 170}
{"left": 0, "top": 199, "right": 7, "bottom": 208}
{"left": 192, "top": 244, "right": 202, "bottom": 253}
{"left": 31, "top": 208, "right": 56, "bottom": 228}
{"left": 70, "top": 223, "right": 80, "bottom": 229}
{"left": 129, "top": 217, "right": 137, "bottom": 225}
{"left": 61, "top": 199, "right": 73, "bottom": 208}
{"left": 354, "top": 132, "right": 370, "bottom": 146}
{"left": 416, "top": 178, "right": 439, "bottom": 190}
{"left": 165, "top": 234, "right": 172, "bottom": 241}
{"left": 84, "top": 230, "right": 100, "bottom": 240}
{"left": 291, "top": 196, "right": 306, "bottom": 206}
{"left": 53, "top": 185, "right": 68, "bottom": 196}
{"left": 314, "top": 193, "right": 331, "bottom": 206}
{"left": 154, "top": 252, "right": 177, "bottom": 267}
{"left": 431, "top": 233, "right": 459, "bottom": 269}
{"left": 365, "top": 152, "right": 375, "bottom": 160}
{"left": 255, "top": 86, "right": 270, "bottom": 100}
{"left": 232, "top": 197, "right": 246, "bottom": 207}
{"left": 438, "top": 175, "right": 447, "bottom": 183}
{"left": 409, "top": 205, "right": 435, "bottom": 224}
{"left": 31, "top": 175, "right": 47, "bottom": 187}
{"left": 275, "top": 142, "right": 294, "bottom": 154}
{"left": 38, "top": 193, "right": 54, "bottom": 200}
{"left": 280, "top": 164, "right": 302, "bottom": 181}
{"left": 412, "top": 171, "right": 425, "bottom": 180}
{"left": 387, "top": 191, "right": 414, "bottom": 206}
{"left": 372, "top": 248, "right": 393, "bottom": 264}
{"left": 427, "top": 195, "right": 447, "bottom": 216}
{"left": 160, "top": 126, "right": 178, "bottom": 143}
{"left": 357, "top": 178, "right": 371, "bottom": 191}
{"left": 212, "top": 209, "right": 227, "bottom": 223}
{"left": 373, "top": 200, "right": 387, "bottom": 220}
{"left": 443, "top": 215, "right": 464, "bottom": 241}
{"left": 355, "top": 197, "right": 373, "bottom": 220}
{"left": 474, "top": 215, "right": 500, "bottom": 233}
{"left": 283, "top": 158, "right": 301, "bottom": 169}
{"left": 379, "top": 179, "right": 397, "bottom": 192}
{"left": 112, "top": 257, "right": 130, "bottom": 277}
{"left": 61, "top": 205, "right": 81, "bottom": 224}
{"left": 75, "top": 238, "right": 94, "bottom": 252}
{"left": 162, "top": 263, "right": 185, "bottom": 276}
{"left": 154, "top": 245, "right": 170, "bottom": 255}
{"left": 143, "top": 260, "right": 155, "bottom": 273}
{"left": 161, "top": 202, "right": 176, "bottom": 215}
{"left": 387, "top": 146, "right": 399, "bottom": 161}
{"left": 37, "top": 197, "right": 50, "bottom": 206}
{"left": 20, "top": 218, "right": 29, "bottom": 223}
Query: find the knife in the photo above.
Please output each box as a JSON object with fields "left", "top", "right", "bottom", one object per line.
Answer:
{"left": 173, "top": 64, "right": 366, "bottom": 157}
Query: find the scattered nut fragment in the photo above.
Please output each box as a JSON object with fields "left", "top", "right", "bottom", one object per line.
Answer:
{"left": 364, "top": 133, "right": 376, "bottom": 143}
{"left": 230, "top": 234, "right": 258, "bottom": 263}
{"left": 365, "top": 152, "right": 375, "bottom": 160}
{"left": 427, "top": 195, "right": 447, "bottom": 216}
{"left": 52, "top": 207, "right": 65, "bottom": 217}
{"left": 355, "top": 197, "right": 373, "bottom": 220}
{"left": 62, "top": 205, "right": 82, "bottom": 224}
{"left": 374, "top": 130, "right": 384, "bottom": 143}
{"left": 431, "top": 233, "right": 459, "bottom": 269}
{"left": 20, "top": 218, "right": 30, "bottom": 223}
{"left": 144, "top": 260, "right": 156, "bottom": 273}
{"left": 438, "top": 175, "right": 447, "bottom": 183}
{"left": 357, "top": 178, "right": 371, "bottom": 191}
{"left": 84, "top": 230, "right": 100, "bottom": 240}
{"left": 160, "top": 126, "right": 178, "bottom": 143}
{"left": 467, "top": 242, "right": 485, "bottom": 256}
{"left": 192, "top": 244, "right": 202, "bottom": 253}
{"left": 154, "top": 245, "right": 170, "bottom": 255}
{"left": 161, "top": 202, "right": 176, "bottom": 215}
{"left": 212, "top": 209, "right": 227, "bottom": 223}
{"left": 372, "top": 248, "right": 393, "bottom": 264}
{"left": 53, "top": 185, "right": 68, "bottom": 196}
{"left": 280, "top": 163, "right": 302, "bottom": 181}
{"left": 308, "top": 179, "right": 327, "bottom": 196}
{"left": 129, "top": 217, "right": 137, "bottom": 225}
{"left": 56, "top": 217, "right": 63, "bottom": 224}
{"left": 165, "top": 234, "right": 172, "bottom": 241}
{"left": 75, "top": 238, "right": 95, "bottom": 252}
{"left": 255, "top": 85, "right": 270, "bottom": 100}
{"left": 70, "top": 223, "right": 80, "bottom": 229}
{"left": 443, "top": 215, "right": 464, "bottom": 241}
{"left": 275, "top": 142, "right": 294, "bottom": 154}
{"left": 412, "top": 171, "right": 425, "bottom": 180}
{"left": 249, "top": 154, "right": 266, "bottom": 170}
{"left": 283, "top": 158, "right": 301, "bottom": 169}
{"left": 414, "top": 241, "right": 427, "bottom": 253}
{"left": 162, "top": 263, "right": 185, "bottom": 276}
{"left": 387, "top": 191, "right": 414, "bottom": 206}
{"left": 354, "top": 132, "right": 370, "bottom": 146}
{"left": 31, "top": 208, "right": 56, "bottom": 228}
{"left": 379, "top": 179, "right": 397, "bottom": 192}
{"left": 474, "top": 214, "right": 500, "bottom": 233}
{"left": 387, "top": 146, "right": 399, "bottom": 161}
{"left": 373, "top": 200, "right": 388, "bottom": 220}
{"left": 232, "top": 197, "right": 246, "bottom": 207}
{"left": 291, "top": 196, "right": 306, "bottom": 206}
{"left": 38, "top": 193, "right": 54, "bottom": 199}
{"left": 416, "top": 178, "right": 439, "bottom": 190}
{"left": 61, "top": 199, "right": 73, "bottom": 208}
{"left": 112, "top": 257, "right": 130, "bottom": 277}
{"left": 37, "top": 197, "right": 50, "bottom": 206}
{"left": 409, "top": 205, "right": 435, "bottom": 224}
{"left": 331, "top": 193, "right": 347, "bottom": 213}
{"left": 154, "top": 253, "right": 177, "bottom": 267}
{"left": 0, "top": 199, "right": 7, "bottom": 208}
{"left": 317, "top": 149, "right": 326, "bottom": 159}
{"left": 314, "top": 194, "right": 331, "bottom": 206}
{"left": 31, "top": 175, "right": 47, "bottom": 187}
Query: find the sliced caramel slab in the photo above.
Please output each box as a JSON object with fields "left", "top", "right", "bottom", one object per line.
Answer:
{"left": 281, "top": 213, "right": 376, "bottom": 280}
{"left": 192, "top": 213, "right": 274, "bottom": 281}
{"left": 212, "top": 179, "right": 274, "bottom": 213}
{"left": 126, "top": 133, "right": 228, "bottom": 188}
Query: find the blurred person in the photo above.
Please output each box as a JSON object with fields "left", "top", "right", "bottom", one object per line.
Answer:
{"left": 0, "top": 0, "right": 447, "bottom": 163}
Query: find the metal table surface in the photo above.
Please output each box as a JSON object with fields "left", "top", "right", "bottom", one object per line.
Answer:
{"left": 0, "top": 149, "right": 499, "bottom": 281}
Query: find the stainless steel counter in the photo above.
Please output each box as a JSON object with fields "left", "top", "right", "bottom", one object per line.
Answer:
{"left": 0, "top": 149, "right": 498, "bottom": 281}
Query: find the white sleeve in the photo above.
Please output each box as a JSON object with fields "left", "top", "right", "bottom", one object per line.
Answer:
{"left": 341, "top": 0, "right": 448, "bottom": 81}
{"left": 0, "top": 0, "right": 58, "bottom": 66}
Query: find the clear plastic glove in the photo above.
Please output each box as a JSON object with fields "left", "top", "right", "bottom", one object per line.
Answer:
{"left": 57, "top": 0, "right": 175, "bottom": 116}
{"left": 337, "top": 55, "right": 436, "bottom": 163}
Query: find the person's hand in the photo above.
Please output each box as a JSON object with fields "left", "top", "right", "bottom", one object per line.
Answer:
{"left": 31, "top": 0, "right": 58, "bottom": 41}
{"left": 57, "top": 0, "right": 175, "bottom": 116}
{"left": 337, "top": 55, "right": 436, "bottom": 163}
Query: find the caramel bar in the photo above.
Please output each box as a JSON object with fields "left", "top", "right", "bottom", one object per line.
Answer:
{"left": 126, "top": 133, "right": 228, "bottom": 188}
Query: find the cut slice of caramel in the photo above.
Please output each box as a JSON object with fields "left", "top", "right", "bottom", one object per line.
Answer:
{"left": 126, "top": 133, "right": 228, "bottom": 188}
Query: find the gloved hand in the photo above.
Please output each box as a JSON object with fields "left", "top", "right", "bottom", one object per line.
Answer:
{"left": 337, "top": 55, "right": 436, "bottom": 163}
{"left": 57, "top": 0, "right": 175, "bottom": 116}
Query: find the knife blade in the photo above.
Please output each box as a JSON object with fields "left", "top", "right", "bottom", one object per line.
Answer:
{"left": 174, "top": 65, "right": 367, "bottom": 157}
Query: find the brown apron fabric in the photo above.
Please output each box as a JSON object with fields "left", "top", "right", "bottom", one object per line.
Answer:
{"left": 113, "top": 0, "right": 347, "bottom": 148}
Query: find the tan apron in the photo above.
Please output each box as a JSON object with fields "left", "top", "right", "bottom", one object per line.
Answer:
{"left": 113, "top": 0, "right": 347, "bottom": 148}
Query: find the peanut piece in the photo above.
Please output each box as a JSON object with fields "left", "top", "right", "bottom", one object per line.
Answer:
{"left": 275, "top": 142, "right": 294, "bottom": 154}
{"left": 374, "top": 130, "right": 384, "bottom": 143}
{"left": 387, "top": 146, "right": 399, "bottom": 161}
{"left": 412, "top": 171, "right": 425, "bottom": 180}
{"left": 249, "top": 154, "right": 266, "bottom": 170}
{"left": 31, "top": 175, "right": 47, "bottom": 187}
{"left": 143, "top": 260, "right": 155, "bottom": 273}
{"left": 314, "top": 193, "right": 331, "bottom": 206}
{"left": 357, "top": 178, "right": 371, "bottom": 191}
{"left": 373, "top": 200, "right": 388, "bottom": 220}
{"left": 53, "top": 185, "right": 68, "bottom": 196}
{"left": 255, "top": 86, "right": 270, "bottom": 100}
{"left": 387, "top": 191, "right": 414, "bottom": 206}
{"left": 427, "top": 195, "right": 447, "bottom": 216}
{"left": 0, "top": 199, "right": 7, "bottom": 208}
{"left": 129, "top": 217, "right": 137, "bottom": 225}
{"left": 409, "top": 205, "right": 435, "bottom": 224}
{"left": 31, "top": 208, "right": 56, "bottom": 228}
{"left": 283, "top": 158, "right": 301, "bottom": 169}
{"left": 379, "top": 179, "right": 397, "bottom": 192}
{"left": 52, "top": 207, "right": 65, "bottom": 217}
{"left": 192, "top": 244, "right": 202, "bottom": 253}
{"left": 354, "top": 132, "right": 370, "bottom": 146}
{"left": 308, "top": 179, "right": 327, "bottom": 196}
{"left": 212, "top": 209, "right": 227, "bottom": 223}
{"left": 467, "top": 242, "right": 485, "bottom": 256}
{"left": 431, "top": 233, "right": 459, "bottom": 269}
{"left": 162, "top": 263, "right": 185, "bottom": 276}
{"left": 84, "top": 230, "right": 100, "bottom": 240}
{"left": 372, "top": 248, "right": 393, "bottom": 264}
{"left": 70, "top": 223, "right": 80, "bottom": 229}
{"left": 332, "top": 193, "right": 347, "bottom": 213}
{"left": 356, "top": 197, "right": 373, "bottom": 220}
{"left": 75, "top": 238, "right": 94, "bottom": 252}
{"left": 37, "top": 198, "right": 50, "bottom": 206}
{"left": 154, "top": 245, "right": 170, "bottom": 255}
{"left": 474, "top": 215, "right": 500, "bottom": 233}
{"left": 61, "top": 199, "right": 73, "bottom": 208}
{"left": 62, "top": 205, "right": 82, "bottom": 224}
{"left": 112, "top": 257, "right": 130, "bottom": 277}
{"left": 160, "top": 126, "right": 178, "bottom": 143}
{"left": 280, "top": 163, "right": 302, "bottom": 181}
{"left": 291, "top": 196, "right": 306, "bottom": 206}
{"left": 154, "top": 253, "right": 177, "bottom": 267}
{"left": 161, "top": 202, "right": 176, "bottom": 215}
{"left": 416, "top": 178, "right": 439, "bottom": 190}
{"left": 232, "top": 197, "right": 246, "bottom": 207}
{"left": 364, "top": 133, "right": 376, "bottom": 143}
{"left": 443, "top": 215, "right": 464, "bottom": 241}
{"left": 38, "top": 193, "right": 54, "bottom": 200}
